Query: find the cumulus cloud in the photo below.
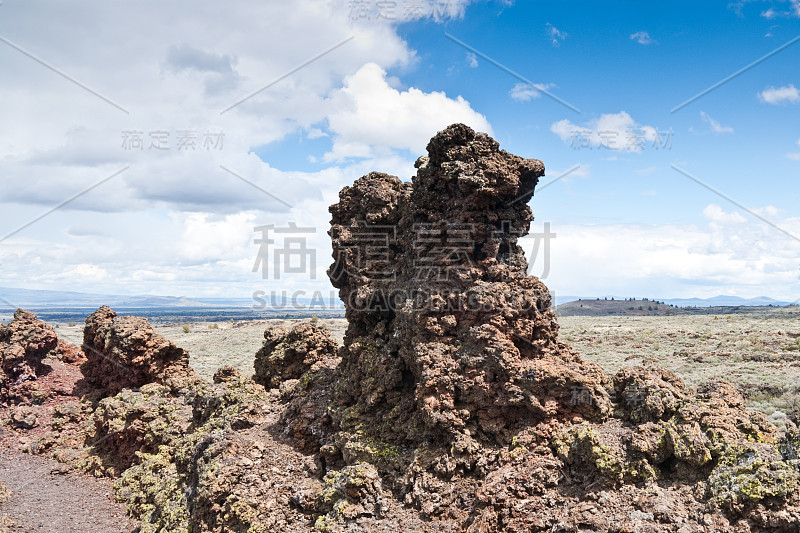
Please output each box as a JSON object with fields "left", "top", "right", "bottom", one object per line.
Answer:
{"left": 732, "top": 0, "right": 799, "bottom": 18}
{"left": 759, "top": 0, "right": 800, "bottom": 18}
{"left": 550, "top": 111, "right": 660, "bottom": 152}
{"left": 520, "top": 205, "right": 800, "bottom": 299}
{"left": 630, "top": 31, "right": 656, "bottom": 45}
{"left": 465, "top": 52, "right": 478, "bottom": 68}
{"left": 0, "top": 0, "right": 492, "bottom": 296}
{"left": 762, "top": 7, "right": 779, "bottom": 18}
{"left": 509, "top": 82, "right": 555, "bottom": 102}
{"left": 165, "top": 45, "right": 237, "bottom": 74}
{"left": 700, "top": 111, "right": 734, "bottom": 134}
{"left": 177, "top": 212, "right": 256, "bottom": 263}
{"left": 758, "top": 84, "right": 800, "bottom": 105}
{"left": 338, "top": 0, "right": 474, "bottom": 22}
{"left": 323, "top": 63, "right": 491, "bottom": 162}
{"left": 546, "top": 23, "right": 567, "bottom": 46}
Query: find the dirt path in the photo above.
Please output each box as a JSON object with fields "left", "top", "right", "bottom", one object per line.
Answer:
{"left": 0, "top": 447, "right": 138, "bottom": 533}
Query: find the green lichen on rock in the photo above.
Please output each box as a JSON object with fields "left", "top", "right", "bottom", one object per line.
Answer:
{"left": 253, "top": 322, "right": 338, "bottom": 390}
{"left": 83, "top": 382, "right": 193, "bottom": 475}
{"left": 103, "top": 367, "right": 281, "bottom": 533}
{"left": 115, "top": 447, "right": 190, "bottom": 533}
{"left": 338, "top": 429, "right": 401, "bottom": 464}
{"left": 312, "top": 463, "right": 383, "bottom": 530}
{"left": 665, "top": 422, "right": 713, "bottom": 467}
{"left": 707, "top": 442, "right": 800, "bottom": 511}
{"left": 552, "top": 423, "right": 637, "bottom": 483}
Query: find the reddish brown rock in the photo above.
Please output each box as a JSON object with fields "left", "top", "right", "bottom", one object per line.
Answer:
{"left": 320, "top": 124, "right": 609, "bottom": 455}
{"left": 81, "top": 306, "right": 197, "bottom": 395}
{"left": 0, "top": 309, "right": 58, "bottom": 403}
{"left": 53, "top": 339, "right": 85, "bottom": 365}
{"left": 253, "top": 322, "right": 339, "bottom": 390}
{"left": 280, "top": 124, "right": 800, "bottom": 532}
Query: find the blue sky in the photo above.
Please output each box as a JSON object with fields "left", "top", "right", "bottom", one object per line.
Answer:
{"left": 0, "top": 0, "right": 799, "bottom": 305}
{"left": 393, "top": 1, "right": 800, "bottom": 227}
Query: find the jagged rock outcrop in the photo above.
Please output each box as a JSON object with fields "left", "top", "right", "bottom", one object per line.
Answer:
{"left": 0, "top": 309, "right": 59, "bottom": 403}
{"left": 253, "top": 323, "right": 339, "bottom": 390}
{"left": 14, "top": 125, "right": 800, "bottom": 533}
{"left": 322, "top": 124, "right": 609, "bottom": 453}
{"left": 280, "top": 124, "right": 800, "bottom": 532}
{"left": 81, "top": 306, "right": 197, "bottom": 395}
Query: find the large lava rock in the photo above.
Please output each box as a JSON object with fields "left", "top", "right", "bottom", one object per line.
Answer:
{"left": 253, "top": 322, "right": 339, "bottom": 390}
{"left": 323, "top": 123, "right": 609, "bottom": 450}
{"left": 280, "top": 124, "right": 800, "bottom": 532}
{"left": 81, "top": 306, "right": 197, "bottom": 395}
{"left": 0, "top": 309, "right": 59, "bottom": 403}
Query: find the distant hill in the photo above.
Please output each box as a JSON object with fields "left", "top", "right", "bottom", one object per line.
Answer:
{"left": 660, "top": 295, "right": 793, "bottom": 308}
{"left": 0, "top": 287, "right": 215, "bottom": 309}
{"left": 556, "top": 298, "right": 681, "bottom": 317}
{"left": 2, "top": 287, "right": 792, "bottom": 314}
{"left": 556, "top": 296, "right": 797, "bottom": 317}
{"left": 0, "top": 287, "right": 347, "bottom": 325}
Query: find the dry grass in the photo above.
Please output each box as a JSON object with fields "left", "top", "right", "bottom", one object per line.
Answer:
{"left": 560, "top": 308, "right": 800, "bottom": 423}
{"left": 55, "top": 308, "right": 800, "bottom": 423}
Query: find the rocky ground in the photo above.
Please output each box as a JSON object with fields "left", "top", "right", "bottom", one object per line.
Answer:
{"left": 0, "top": 446, "right": 138, "bottom": 532}
{"left": 55, "top": 318, "right": 347, "bottom": 382}
{"left": 2, "top": 124, "right": 800, "bottom": 532}
{"left": 560, "top": 311, "right": 800, "bottom": 423}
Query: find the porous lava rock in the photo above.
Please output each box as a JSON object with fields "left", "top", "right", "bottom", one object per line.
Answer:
{"left": 0, "top": 309, "right": 59, "bottom": 403}
{"left": 81, "top": 306, "right": 198, "bottom": 395}
{"left": 309, "top": 123, "right": 610, "bottom": 453}
{"left": 54, "top": 339, "right": 85, "bottom": 365}
{"left": 253, "top": 322, "right": 339, "bottom": 390}
{"left": 14, "top": 125, "right": 800, "bottom": 533}
{"left": 281, "top": 124, "right": 800, "bottom": 532}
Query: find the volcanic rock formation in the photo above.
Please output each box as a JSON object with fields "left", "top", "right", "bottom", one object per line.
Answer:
{"left": 81, "top": 306, "right": 197, "bottom": 395}
{"left": 0, "top": 309, "right": 59, "bottom": 403}
{"left": 12, "top": 125, "right": 800, "bottom": 533}
{"left": 281, "top": 124, "right": 800, "bottom": 531}
{"left": 254, "top": 323, "right": 339, "bottom": 390}
{"left": 298, "top": 123, "right": 609, "bottom": 452}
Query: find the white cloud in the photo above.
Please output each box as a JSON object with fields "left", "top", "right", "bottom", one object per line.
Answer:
{"left": 758, "top": 84, "right": 800, "bottom": 105}
{"left": 759, "top": 1, "right": 800, "bottom": 18}
{"left": 788, "top": 139, "right": 800, "bottom": 160}
{"left": 700, "top": 111, "right": 734, "bottom": 134}
{"left": 702, "top": 204, "right": 747, "bottom": 224}
{"left": 630, "top": 31, "right": 656, "bottom": 45}
{"left": 762, "top": 7, "right": 779, "bottom": 18}
{"left": 71, "top": 264, "right": 111, "bottom": 280}
{"left": 0, "top": 0, "right": 492, "bottom": 297}
{"left": 509, "top": 82, "right": 555, "bottom": 102}
{"left": 324, "top": 63, "right": 491, "bottom": 162}
{"left": 550, "top": 111, "right": 659, "bottom": 152}
{"left": 177, "top": 212, "right": 257, "bottom": 263}
{"left": 466, "top": 52, "right": 478, "bottom": 68}
{"left": 521, "top": 205, "right": 800, "bottom": 299}
{"left": 546, "top": 23, "right": 567, "bottom": 46}
{"left": 733, "top": 0, "right": 800, "bottom": 18}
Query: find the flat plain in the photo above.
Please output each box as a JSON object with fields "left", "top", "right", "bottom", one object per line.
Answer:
{"left": 53, "top": 307, "right": 800, "bottom": 423}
